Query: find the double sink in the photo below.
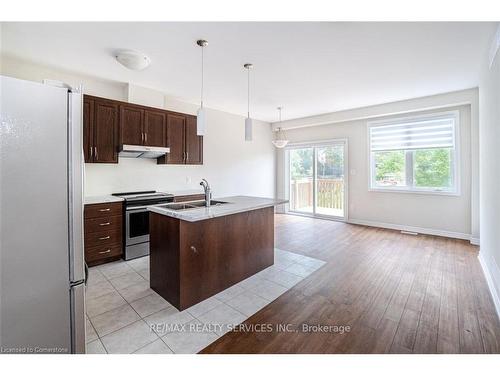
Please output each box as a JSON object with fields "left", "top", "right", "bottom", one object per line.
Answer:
{"left": 161, "top": 200, "right": 229, "bottom": 211}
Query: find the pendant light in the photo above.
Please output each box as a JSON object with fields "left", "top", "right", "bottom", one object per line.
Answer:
{"left": 196, "top": 39, "right": 208, "bottom": 136}
{"left": 272, "top": 106, "right": 289, "bottom": 148}
{"left": 244, "top": 63, "right": 253, "bottom": 141}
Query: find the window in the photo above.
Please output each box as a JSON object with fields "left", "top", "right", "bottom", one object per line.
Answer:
{"left": 368, "top": 111, "right": 458, "bottom": 194}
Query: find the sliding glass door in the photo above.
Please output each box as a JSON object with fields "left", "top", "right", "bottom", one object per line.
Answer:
{"left": 289, "top": 147, "right": 314, "bottom": 214}
{"left": 288, "top": 141, "right": 347, "bottom": 220}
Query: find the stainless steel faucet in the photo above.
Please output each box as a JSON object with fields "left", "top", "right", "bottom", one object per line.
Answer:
{"left": 200, "top": 179, "right": 211, "bottom": 207}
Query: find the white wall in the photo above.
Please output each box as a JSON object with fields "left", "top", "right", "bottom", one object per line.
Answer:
{"left": 0, "top": 56, "right": 276, "bottom": 199}
{"left": 1, "top": 54, "right": 128, "bottom": 101}
{"left": 276, "top": 98, "right": 476, "bottom": 239}
{"left": 478, "top": 25, "right": 500, "bottom": 316}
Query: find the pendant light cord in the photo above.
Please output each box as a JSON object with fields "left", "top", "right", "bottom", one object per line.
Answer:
{"left": 247, "top": 68, "right": 250, "bottom": 118}
{"left": 200, "top": 45, "right": 204, "bottom": 108}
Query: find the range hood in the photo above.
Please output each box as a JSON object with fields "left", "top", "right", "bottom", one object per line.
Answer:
{"left": 119, "top": 144, "right": 170, "bottom": 159}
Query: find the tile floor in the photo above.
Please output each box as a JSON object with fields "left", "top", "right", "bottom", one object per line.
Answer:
{"left": 85, "top": 248, "right": 325, "bottom": 354}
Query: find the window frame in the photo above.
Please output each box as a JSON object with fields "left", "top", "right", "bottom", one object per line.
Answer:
{"left": 367, "top": 110, "right": 460, "bottom": 196}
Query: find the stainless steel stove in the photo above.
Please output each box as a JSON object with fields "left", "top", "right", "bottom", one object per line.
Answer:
{"left": 112, "top": 191, "right": 174, "bottom": 260}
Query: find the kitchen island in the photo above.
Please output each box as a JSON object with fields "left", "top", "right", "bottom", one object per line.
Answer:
{"left": 148, "top": 196, "right": 288, "bottom": 310}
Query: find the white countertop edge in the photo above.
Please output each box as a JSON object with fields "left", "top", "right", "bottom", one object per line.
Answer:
{"left": 84, "top": 195, "right": 124, "bottom": 205}
{"left": 148, "top": 196, "right": 288, "bottom": 222}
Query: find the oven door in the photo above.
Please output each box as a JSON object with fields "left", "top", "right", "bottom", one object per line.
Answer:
{"left": 125, "top": 207, "right": 150, "bottom": 246}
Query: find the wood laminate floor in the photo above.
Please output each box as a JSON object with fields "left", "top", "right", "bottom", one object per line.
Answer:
{"left": 202, "top": 214, "right": 500, "bottom": 354}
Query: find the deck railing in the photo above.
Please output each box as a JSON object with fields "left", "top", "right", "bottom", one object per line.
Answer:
{"left": 290, "top": 178, "right": 344, "bottom": 211}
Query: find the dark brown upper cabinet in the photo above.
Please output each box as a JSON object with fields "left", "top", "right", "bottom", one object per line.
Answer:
{"left": 83, "top": 98, "right": 94, "bottom": 163}
{"left": 158, "top": 113, "right": 203, "bottom": 165}
{"left": 163, "top": 113, "right": 185, "bottom": 164}
{"left": 185, "top": 115, "right": 203, "bottom": 165}
{"left": 144, "top": 110, "right": 167, "bottom": 147}
{"left": 83, "top": 95, "right": 119, "bottom": 164}
{"left": 120, "top": 105, "right": 144, "bottom": 145}
{"left": 120, "top": 104, "right": 167, "bottom": 147}
{"left": 83, "top": 94, "right": 201, "bottom": 165}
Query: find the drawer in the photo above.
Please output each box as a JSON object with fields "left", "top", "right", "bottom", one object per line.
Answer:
{"left": 85, "top": 214, "right": 122, "bottom": 234}
{"left": 84, "top": 202, "right": 122, "bottom": 219}
{"left": 173, "top": 194, "right": 205, "bottom": 203}
{"left": 84, "top": 229, "right": 122, "bottom": 248}
{"left": 85, "top": 244, "right": 122, "bottom": 263}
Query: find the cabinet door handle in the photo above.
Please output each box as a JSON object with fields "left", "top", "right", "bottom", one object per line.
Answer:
{"left": 98, "top": 249, "right": 111, "bottom": 254}
{"left": 186, "top": 151, "right": 189, "bottom": 161}
{"left": 90, "top": 146, "right": 93, "bottom": 159}
{"left": 145, "top": 132, "right": 147, "bottom": 143}
{"left": 99, "top": 236, "right": 111, "bottom": 240}
{"left": 99, "top": 208, "right": 111, "bottom": 212}
{"left": 190, "top": 245, "right": 198, "bottom": 254}
{"left": 94, "top": 146, "right": 98, "bottom": 160}
{"left": 99, "top": 222, "right": 111, "bottom": 226}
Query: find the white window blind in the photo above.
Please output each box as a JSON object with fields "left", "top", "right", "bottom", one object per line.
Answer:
{"left": 369, "top": 114, "right": 455, "bottom": 152}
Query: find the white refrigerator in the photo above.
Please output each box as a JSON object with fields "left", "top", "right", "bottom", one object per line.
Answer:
{"left": 0, "top": 75, "right": 86, "bottom": 353}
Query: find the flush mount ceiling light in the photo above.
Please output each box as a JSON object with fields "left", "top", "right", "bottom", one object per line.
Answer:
{"left": 115, "top": 50, "right": 151, "bottom": 71}
{"left": 244, "top": 63, "right": 254, "bottom": 142}
{"left": 196, "top": 39, "right": 208, "bottom": 136}
{"left": 272, "top": 106, "right": 289, "bottom": 148}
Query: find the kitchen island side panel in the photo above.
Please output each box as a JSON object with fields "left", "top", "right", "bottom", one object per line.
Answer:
{"left": 150, "top": 212, "right": 181, "bottom": 308}
{"left": 150, "top": 207, "right": 274, "bottom": 311}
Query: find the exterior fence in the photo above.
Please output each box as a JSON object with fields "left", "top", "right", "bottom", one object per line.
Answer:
{"left": 290, "top": 178, "right": 344, "bottom": 211}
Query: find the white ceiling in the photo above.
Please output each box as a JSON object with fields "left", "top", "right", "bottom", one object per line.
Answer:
{"left": 1, "top": 22, "right": 496, "bottom": 122}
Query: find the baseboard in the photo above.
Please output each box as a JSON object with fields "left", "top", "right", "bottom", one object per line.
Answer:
{"left": 347, "top": 218, "right": 471, "bottom": 241}
{"left": 478, "top": 251, "right": 500, "bottom": 320}
{"left": 470, "top": 237, "right": 480, "bottom": 246}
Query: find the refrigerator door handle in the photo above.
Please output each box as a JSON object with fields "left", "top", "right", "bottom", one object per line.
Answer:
{"left": 84, "top": 262, "right": 89, "bottom": 286}
{"left": 68, "top": 90, "right": 85, "bottom": 283}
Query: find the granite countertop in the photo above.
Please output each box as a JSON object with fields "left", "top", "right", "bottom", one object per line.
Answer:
{"left": 148, "top": 195, "right": 288, "bottom": 222}
{"left": 84, "top": 195, "right": 124, "bottom": 205}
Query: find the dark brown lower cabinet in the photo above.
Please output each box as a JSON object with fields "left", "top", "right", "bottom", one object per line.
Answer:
{"left": 149, "top": 207, "right": 274, "bottom": 310}
{"left": 84, "top": 202, "right": 123, "bottom": 266}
